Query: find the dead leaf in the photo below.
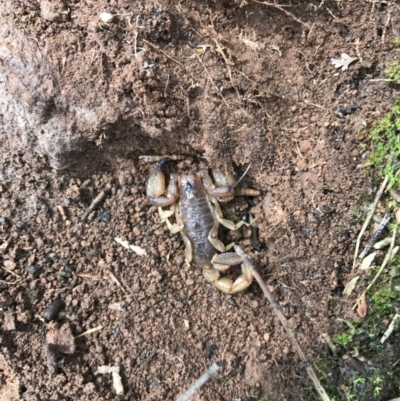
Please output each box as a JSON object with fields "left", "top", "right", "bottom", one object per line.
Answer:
{"left": 359, "top": 252, "right": 376, "bottom": 270}
{"left": 331, "top": 53, "right": 358, "bottom": 71}
{"left": 343, "top": 276, "right": 359, "bottom": 296}
{"left": 356, "top": 294, "right": 368, "bottom": 318}
{"left": 374, "top": 237, "right": 392, "bottom": 249}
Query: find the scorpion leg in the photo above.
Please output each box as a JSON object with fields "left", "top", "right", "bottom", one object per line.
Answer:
{"left": 207, "top": 219, "right": 226, "bottom": 253}
{"left": 210, "top": 197, "right": 248, "bottom": 230}
{"left": 181, "top": 231, "right": 193, "bottom": 265}
{"left": 203, "top": 252, "right": 253, "bottom": 294}
{"left": 161, "top": 203, "right": 184, "bottom": 234}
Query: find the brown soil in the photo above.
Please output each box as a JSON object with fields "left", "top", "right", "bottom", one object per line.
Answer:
{"left": 1, "top": 1, "right": 399, "bottom": 400}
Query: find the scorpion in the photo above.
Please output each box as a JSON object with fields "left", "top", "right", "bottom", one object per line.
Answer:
{"left": 143, "top": 156, "right": 260, "bottom": 294}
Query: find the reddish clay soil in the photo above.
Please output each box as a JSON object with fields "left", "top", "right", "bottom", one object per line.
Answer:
{"left": 1, "top": 1, "right": 400, "bottom": 400}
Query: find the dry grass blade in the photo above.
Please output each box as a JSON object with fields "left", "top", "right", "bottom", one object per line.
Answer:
{"left": 380, "top": 313, "right": 400, "bottom": 344}
{"left": 194, "top": 53, "right": 229, "bottom": 108}
{"left": 1, "top": 265, "right": 22, "bottom": 279}
{"left": 233, "top": 245, "right": 331, "bottom": 401}
{"left": 176, "top": 362, "right": 220, "bottom": 401}
{"left": 353, "top": 176, "right": 388, "bottom": 269}
{"left": 75, "top": 325, "right": 103, "bottom": 338}
{"left": 354, "top": 226, "right": 397, "bottom": 309}
{"left": 143, "top": 39, "right": 183, "bottom": 66}
{"left": 251, "top": 0, "right": 310, "bottom": 29}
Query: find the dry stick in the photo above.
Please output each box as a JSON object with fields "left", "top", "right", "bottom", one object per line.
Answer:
{"left": 381, "top": 10, "right": 391, "bottom": 45}
{"left": 143, "top": 39, "right": 183, "bottom": 67}
{"left": 352, "top": 176, "right": 388, "bottom": 269}
{"left": 234, "top": 245, "right": 331, "bottom": 401}
{"left": 108, "top": 269, "right": 127, "bottom": 294}
{"left": 75, "top": 325, "right": 103, "bottom": 339}
{"left": 213, "top": 39, "right": 232, "bottom": 81}
{"left": 176, "top": 362, "right": 221, "bottom": 401}
{"left": 354, "top": 226, "right": 397, "bottom": 310}
{"left": 1, "top": 266, "right": 22, "bottom": 279}
{"left": 195, "top": 53, "right": 229, "bottom": 109}
{"left": 358, "top": 213, "right": 392, "bottom": 259}
{"left": 81, "top": 188, "right": 108, "bottom": 222}
{"left": 251, "top": 0, "right": 310, "bottom": 29}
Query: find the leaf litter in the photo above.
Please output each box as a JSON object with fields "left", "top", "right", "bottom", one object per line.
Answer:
{"left": 331, "top": 53, "right": 358, "bottom": 71}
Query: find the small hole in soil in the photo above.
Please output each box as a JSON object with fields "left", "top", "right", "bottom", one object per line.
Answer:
{"left": 377, "top": 27, "right": 383, "bottom": 37}
{"left": 19, "top": 384, "right": 27, "bottom": 394}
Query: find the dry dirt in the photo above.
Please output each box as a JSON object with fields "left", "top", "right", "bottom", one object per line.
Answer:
{"left": 1, "top": 1, "right": 400, "bottom": 400}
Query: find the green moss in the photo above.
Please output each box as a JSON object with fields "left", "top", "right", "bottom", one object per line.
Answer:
{"left": 371, "top": 288, "right": 397, "bottom": 316}
{"left": 385, "top": 61, "right": 400, "bottom": 82}
{"left": 368, "top": 98, "right": 400, "bottom": 188}
{"left": 391, "top": 37, "right": 400, "bottom": 48}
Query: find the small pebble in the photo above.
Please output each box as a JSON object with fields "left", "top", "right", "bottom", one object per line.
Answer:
{"left": 26, "top": 265, "right": 42, "bottom": 276}
{"left": 15, "top": 221, "right": 26, "bottom": 230}
{"left": 43, "top": 299, "right": 63, "bottom": 320}
{"left": 227, "top": 298, "right": 239, "bottom": 308}
{"left": 100, "top": 212, "right": 111, "bottom": 222}
{"left": 0, "top": 217, "right": 11, "bottom": 229}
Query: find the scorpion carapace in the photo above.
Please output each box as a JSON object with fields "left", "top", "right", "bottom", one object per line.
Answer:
{"left": 144, "top": 156, "right": 261, "bottom": 294}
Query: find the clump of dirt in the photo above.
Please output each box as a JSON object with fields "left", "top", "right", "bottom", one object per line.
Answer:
{"left": 1, "top": 0, "right": 400, "bottom": 400}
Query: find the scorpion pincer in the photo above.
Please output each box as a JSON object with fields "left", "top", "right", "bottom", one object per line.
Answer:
{"left": 145, "top": 157, "right": 260, "bottom": 294}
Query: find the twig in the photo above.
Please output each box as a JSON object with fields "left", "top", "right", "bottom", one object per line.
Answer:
{"left": 75, "top": 325, "right": 103, "bottom": 338}
{"left": 232, "top": 67, "right": 259, "bottom": 86}
{"left": 359, "top": 213, "right": 392, "bottom": 259}
{"left": 1, "top": 266, "right": 22, "bottom": 279}
{"left": 108, "top": 269, "right": 127, "bottom": 293}
{"left": 234, "top": 245, "right": 331, "bottom": 401}
{"left": 213, "top": 39, "right": 232, "bottom": 82}
{"left": 355, "top": 38, "right": 363, "bottom": 63}
{"left": 369, "top": 78, "right": 399, "bottom": 82}
{"left": 380, "top": 313, "right": 400, "bottom": 344}
{"left": 143, "top": 39, "right": 183, "bottom": 66}
{"left": 354, "top": 226, "right": 397, "bottom": 309}
{"left": 194, "top": 53, "right": 229, "bottom": 108}
{"left": 353, "top": 176, "right": 388, "bottom": 269}
{"left": 381, "top": 10, "right": 391, "bottom": 45}
{"left": 81, "top": 188, "right": 109, "bottom": 222}
{"left": 251, "top": 0, "right": 310, "bottom": 29}
{"left": 77, "top": 273, "right": 110, "bottom": 280}
{"left": 176, "top": 362, "right": 220, "bottom": 401}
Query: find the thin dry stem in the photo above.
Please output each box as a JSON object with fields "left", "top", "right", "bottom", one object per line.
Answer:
{"left": 75, "top": 325, "right": 103, "bottom": 338}
{"left": 354, "top": 226, "right": 397, "bottom": 309}
{"left": 143, "top": 39, "right": 183, "bottom": 66}
{"left": 176, "top": 362, "right": 220, "bottom": 401}
{"left": 353, "top": 176, "right": 388, "bottom": 269}
{"left": 251, "top": 0, "right": 310, "bottom": 29}
{"left": 108, "top": 269, "right": 127, "bottom": 293}
{"left": 194, "top": 53, "right": 229, "bottom": 108}
{"left": 1, "top": 266, "right": 22, "bottom": 279}
{"left": 234, "top": 245, "right": 331, "bottom": 401}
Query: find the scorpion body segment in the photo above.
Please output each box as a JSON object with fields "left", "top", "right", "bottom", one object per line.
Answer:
{"left": 179, "top": 173, "right": 216, "bottom": 267}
